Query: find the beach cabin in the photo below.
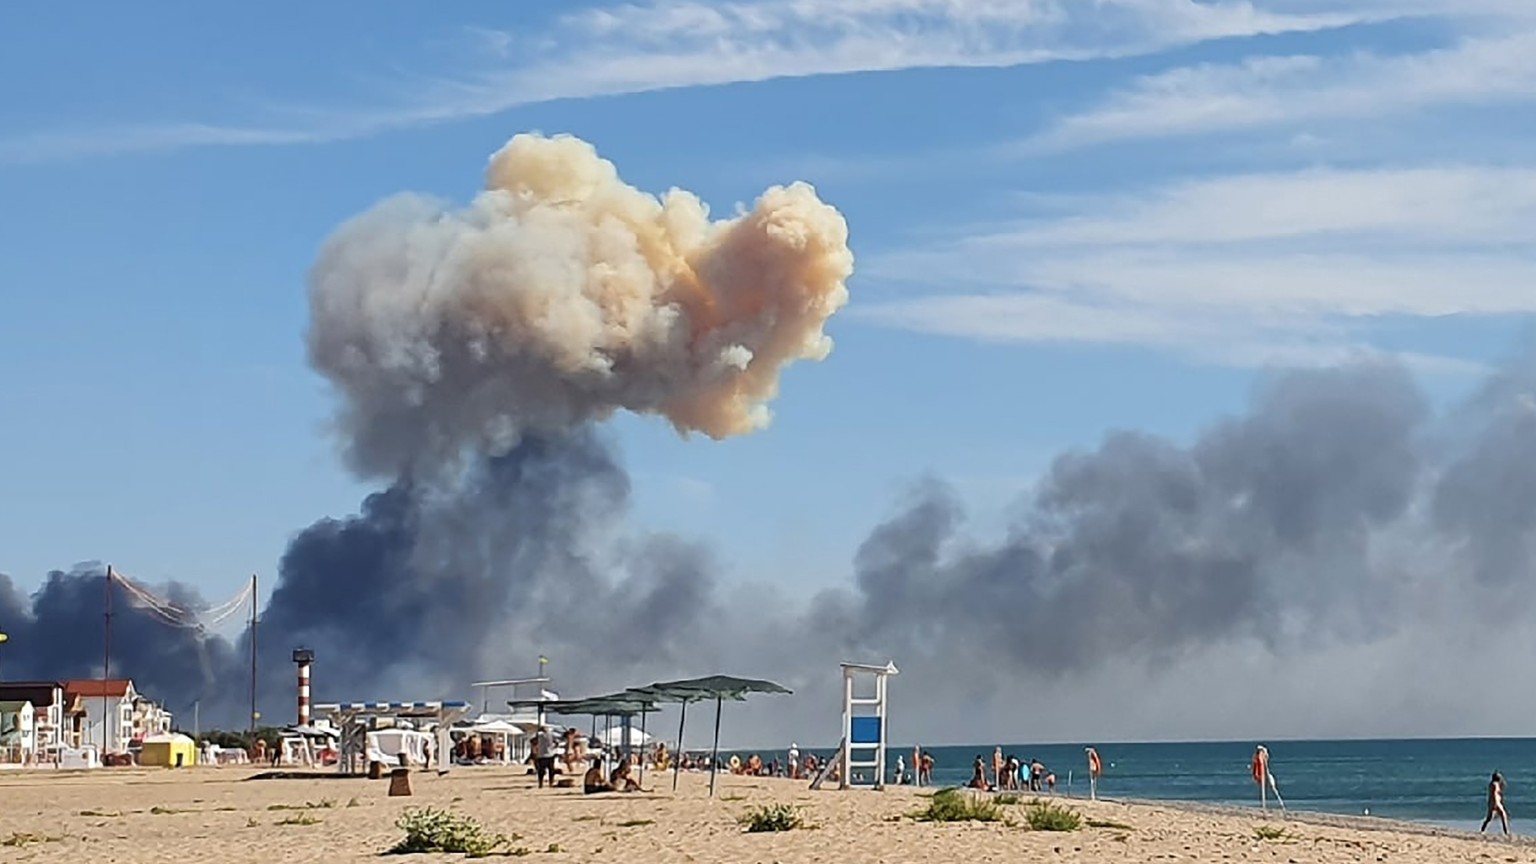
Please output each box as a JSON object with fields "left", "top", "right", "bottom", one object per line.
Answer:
{"left": 0, "top": 700, "right": 36, "bottom": 764}
{"left": 139, "top": 732, "right": 197, "bottom": 768}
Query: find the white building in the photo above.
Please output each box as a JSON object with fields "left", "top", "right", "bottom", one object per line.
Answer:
{"left": 65, "top": 679, "right": 138, "bottom": 754}
{"left": 0, "top": 682, "right": 66, "bottom": 753}
{"left": 0, "top": 700, "right": 36, "bottom": 763}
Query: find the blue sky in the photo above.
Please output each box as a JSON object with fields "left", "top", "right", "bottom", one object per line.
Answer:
{"left": 3, "top": 0, "right": 1535, "bottom": 613}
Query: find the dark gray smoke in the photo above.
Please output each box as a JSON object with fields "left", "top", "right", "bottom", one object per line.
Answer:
{"left": 5, "top": 354, "right": 1536, "bottom": 741}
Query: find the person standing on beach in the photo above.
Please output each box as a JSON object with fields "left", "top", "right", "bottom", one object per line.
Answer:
{"left": 993, "top": 747, "right": 1005, "bottom": 790}
{"left": 533, "top": 725, "right": 557, "bottom": 789}
{"left": 788, "top": 742, "right": 799, "bottom": 779}
{"left": 1481, "top": 772, "right": 1510, "bottom": 836}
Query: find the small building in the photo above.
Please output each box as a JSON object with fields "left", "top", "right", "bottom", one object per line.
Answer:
{"left": 0, "top": 682, "right": 67, "bottom": 753}
{"left": 139, "top": 732, "right": 197, "bottom": 768}
{"left": 0, "top": 700, "right": 36, "bottom": 763}
{"left": 64, "top": 679, "right": 137, "bottom": 754}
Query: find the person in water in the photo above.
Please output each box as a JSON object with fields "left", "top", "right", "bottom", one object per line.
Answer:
{"left": 1481, "top": 771, "right": 1510, "bottom": 836}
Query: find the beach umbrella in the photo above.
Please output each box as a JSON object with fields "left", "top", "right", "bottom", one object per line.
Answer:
{"left": 521, "top": 695, "right": 660, "bottom": 780}
{"left": 631, "top": 675, "right": 792, "bottom": 797}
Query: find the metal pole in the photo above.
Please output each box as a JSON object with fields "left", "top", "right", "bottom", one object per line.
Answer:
{"left": 248, "top": 575, "right": 258, "bottom": 734}
{"left": 638, "top": 710, "right": 648, "bottom": 786}
{"left": 672, "top": 702, "right": 688, "bottom": 791}
{"left": 103, "top": 565, "right": 112, "bottom": 756}
{"left": 708, "top": 695, "right": 722, "bottom": 797}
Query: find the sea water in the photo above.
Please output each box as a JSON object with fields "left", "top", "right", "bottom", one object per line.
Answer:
{"left": 733, "top": 738, "right": 1533, "bottom": 835}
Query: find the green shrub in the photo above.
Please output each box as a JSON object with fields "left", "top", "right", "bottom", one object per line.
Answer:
{"left": 389, "top": 807, "right": 509, "bottom": 857}
{"left": 994, "top": 793, "right": 1022, "bottom": 806}
{"left": 740, "top": 803, "right": 805, "bottom": 833}
{"left": 1254, "top": 825, "right": 1288, "bottom": 841}
{"left": 1025, "top": 800, "right": 1082, "bottom": 832}
{"left": 912, "top": 788, "right": 1006, "bottom": 823}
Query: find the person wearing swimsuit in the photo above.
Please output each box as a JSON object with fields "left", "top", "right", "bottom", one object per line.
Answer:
{"left": 1482, "top": 771, "right": 1510, "bottom": 836}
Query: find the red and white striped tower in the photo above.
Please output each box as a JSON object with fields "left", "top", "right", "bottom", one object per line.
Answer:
{"left": 292, "top": 648, "right": 315, "bottom": 726}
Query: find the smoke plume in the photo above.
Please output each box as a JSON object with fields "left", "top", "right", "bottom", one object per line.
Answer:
{"left": 5, "top": 133, "right": 1536, "bottom": 744}
{"left": 0, "top": 132, "right": 854, "bottom": 730}
{"left": 308, "top": 132, "right": 852, "bottom": 479}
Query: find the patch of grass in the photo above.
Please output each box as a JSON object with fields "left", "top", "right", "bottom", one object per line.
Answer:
{"left": 1086, "top": 818, "right": 1134, "bottom": 830}
{"left": 994, "top": 793, "right": 1024, "bottom": 805}
{"left": 78, "top": 808, "right": 121, "bottom": 817}
{"left": 275, "top": 813, "right": 322, "bottom": 826}
{"left": 740, "top": 803, "right": 805, "bottom": 833}
{"left": 911, "top": 788, "right": 1006, "bottom": 823}
{"left": 1254, "top": 825, "right": 1289, "bottom": 841}
{"left": 388, "top": 807, "right": 510, "bottom": 858}
{"left": 1025, "top": 800, "right": 1082, "bottom": 832}
{"left": 616, "top": 819, "right": 653, "bottom": 828}
{"left": 510, "top": 848, "right": 531, "bottom": 858}
{"left": 149, "top": 805, "right": 194, "bottom": 815}
{"left": 1, "top": 832, "right": 62, "bottom": 847}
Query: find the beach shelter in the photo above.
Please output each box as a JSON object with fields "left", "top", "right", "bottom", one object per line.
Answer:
{"left": 140, "top": 732, "right": 197, "bottom": 768}
{"left": 631, "top": 675, "right": 792, "bottom": 796}
{"left": 515, "top": 694, "right": 660, "bottom": 775}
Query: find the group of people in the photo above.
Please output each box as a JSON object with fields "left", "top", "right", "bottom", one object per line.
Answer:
{"left": 967, "top": 747, "right": 1055, "bottom": 793}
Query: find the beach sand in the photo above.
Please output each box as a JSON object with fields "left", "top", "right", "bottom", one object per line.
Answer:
{"left": 1, "top": 766, "right": 1532, "bottom": 863}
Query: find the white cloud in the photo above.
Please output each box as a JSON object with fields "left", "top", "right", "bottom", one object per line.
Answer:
{"left": 1024, "top": 30, "right": 1536, "bottom": 152}
{"left": 855, "top": 164, "right": 1535, "bottom": 371}
{"left": 0, "top": 0, "right": 1450, "bottom": 163}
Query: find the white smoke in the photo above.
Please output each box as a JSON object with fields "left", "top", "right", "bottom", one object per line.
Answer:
{"left": 307, "top": 132, "right": 854, "bottom": 478}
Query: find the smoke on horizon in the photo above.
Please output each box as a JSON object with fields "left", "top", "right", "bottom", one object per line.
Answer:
{"left": 4, "top": 133, "right": 1536, "bottom": 744}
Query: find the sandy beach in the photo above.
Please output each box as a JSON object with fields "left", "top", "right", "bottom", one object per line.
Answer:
{"left": 2, "top": 766, "right": 1533, "bottom": 863}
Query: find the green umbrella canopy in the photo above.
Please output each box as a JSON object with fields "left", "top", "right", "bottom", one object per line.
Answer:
{"left": 630, "top": 675, "right": 792, "bottom": 797}
{"left": 508, "top": 695, "right": 661, "bottom": 717}
{"left": 634, "top": 675, "right": 792, "bottom": 702}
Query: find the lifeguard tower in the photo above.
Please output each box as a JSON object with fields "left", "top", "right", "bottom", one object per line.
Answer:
{"left": 813, "top": 660, "right": 898, "bottom": 790}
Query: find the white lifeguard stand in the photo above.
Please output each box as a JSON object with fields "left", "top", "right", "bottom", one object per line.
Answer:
{"left": 837, "top": 660, "right": 897, "bottom": 790}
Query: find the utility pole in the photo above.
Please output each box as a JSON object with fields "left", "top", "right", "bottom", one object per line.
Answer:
{"left": 248, "top": 574, "right": 258, "bottom": 735}
{"left": 193, "top": 700, "right": 200, "bottom": 742}
{"left": 103, "top": 564, "right": 113, "bottom": 756}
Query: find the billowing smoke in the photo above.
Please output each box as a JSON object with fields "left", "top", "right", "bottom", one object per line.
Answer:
{"left": 6, "top": 134, "right": 1536, "bottom": 743}
{"left": 308, "top": 132, "right": 852, "bottom": 480}
{"left": 0, "top": 132, "right": 854, "bottom": 727}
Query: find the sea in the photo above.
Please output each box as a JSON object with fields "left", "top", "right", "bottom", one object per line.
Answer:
{"left": 721, "top": 738, "right": 1531, "bottom": 836}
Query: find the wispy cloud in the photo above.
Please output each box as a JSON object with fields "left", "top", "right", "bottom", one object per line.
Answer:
{"left": 854, "top": 164, "right": 1536, "bottom": 371}
{"left": 1022, "top": 30, "right": 1536, "bottom": 153}
{"left": 0, "top": 0, "right": 1442, "bottom": 163}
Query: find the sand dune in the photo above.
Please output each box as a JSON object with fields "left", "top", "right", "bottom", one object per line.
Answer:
{"left": 1, "top": 766, "right": 1531, "bottom": 863}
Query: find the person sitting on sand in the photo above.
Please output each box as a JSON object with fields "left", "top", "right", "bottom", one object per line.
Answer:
{"left": 610, "top": 759, "right": 643, "bottom": 792}
{"left": 584, "top": 757, "right": 615, "bottom": 795}
{"left": 1482, "top": 771, "right": 1510, "bottom": 836}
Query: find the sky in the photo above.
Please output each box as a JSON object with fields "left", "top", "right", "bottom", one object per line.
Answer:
{"left": 3, "top": 1, "right": 1536, "bottom": 744}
